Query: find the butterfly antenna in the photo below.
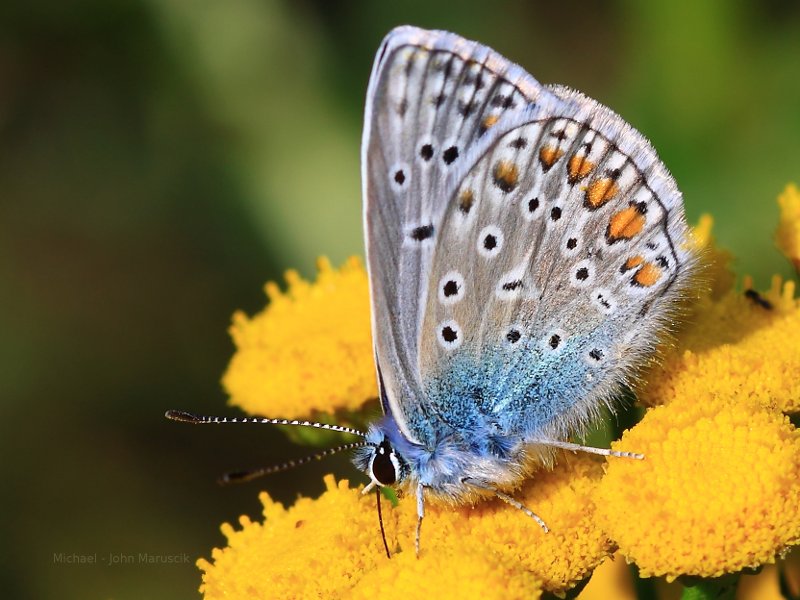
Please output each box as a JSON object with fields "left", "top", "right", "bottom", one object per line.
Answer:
{"left": 376, "top": 487, "right": 391, "bottom": 559}
{"left": 218, "top": 441, "right": 373, "bottom": 485}
{"left": 165, "top": 409, "right": 369, "bottom": 438}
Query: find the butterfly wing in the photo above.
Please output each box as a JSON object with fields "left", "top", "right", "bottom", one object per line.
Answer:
{"left": 362, "top": 27, "right": 551, "bottom": 444}
{"left": 418, "top": 88, "right": 695, "bottom": 444}
{"left": 363, "top": 27, "right": 694, "bottom": 449}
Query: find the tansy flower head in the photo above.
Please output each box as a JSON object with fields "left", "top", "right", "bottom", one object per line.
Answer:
{"left": 639, "top": 214, "right": 800, "bottom": 413}
{"left": 596, "top": 396, "right": 800, "bottom": 581}
{"left": 197, "top": 476, "right": 387, "bottom": 599}
{"left": 198, "top": 455, "right": 612, "bottom": 598}
{"left": 190, "top": 186, "right": 800, "bottom": 599}
{"left": 639, "top": 273, "right": 800, "bottom": 413}
{"left": 350, "top": 545, "right": 542, "bottom": 600}
{"left": 222, "top": 257, "right": 376, "bottom": 421}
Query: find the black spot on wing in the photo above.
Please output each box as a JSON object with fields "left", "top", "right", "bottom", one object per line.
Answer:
{"left": 442, "top": 146, "right": 459, "bottom": 165}
{"left": 410, "top": 224, "right": 434, "bottom": 241}
{"left": 501, "top": 280, "right": 523, "bottom": 291}
{"left": 441, "top": 326, "right": 458, "bottom": 343}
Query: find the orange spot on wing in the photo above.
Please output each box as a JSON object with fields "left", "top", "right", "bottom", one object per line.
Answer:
{"left": 493, "top": 161, "right": 519, "bottom": 193}
{"left": 633, "top": 262, "right": 662, "bottom": 287}
{"left": 568, "top": 155, "right": 594, "bottom": 184}
{"left": 458, "top": 189, "right": 474, "bottom": 213}
{"left": 607, "top": 206, "right": 646, "bottom": 243}
{"left": 584, "top": 178, "right": 619, "bottom": 209}
{"left": 482, "top": 115, "right": 499, "bottom": 129}
{"left": 622, "top": 255, "right": 645, "bottom": 272}
{"left": 539, "top": 146, "right": 565, "bottom": 171}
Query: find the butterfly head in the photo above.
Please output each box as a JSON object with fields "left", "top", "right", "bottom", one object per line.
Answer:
{"left": 354, "top": 417, "right": 413, "bottom": 489}
{"left": 368, "top": 438, "right": 404, "bottom": 486}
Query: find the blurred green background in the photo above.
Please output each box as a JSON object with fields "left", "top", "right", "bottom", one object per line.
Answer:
{"left": 1, "top": 1, "right": 798, "bottom": 598}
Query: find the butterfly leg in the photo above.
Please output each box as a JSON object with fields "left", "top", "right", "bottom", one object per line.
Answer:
{"left": 531, "top": 439, "right": 644, "bottom": 460}
{"left": 415, "top": 482, "right": 425, "bottom": 557}
{"left": 462, "top": 478, "right": 549, "bottom": 533}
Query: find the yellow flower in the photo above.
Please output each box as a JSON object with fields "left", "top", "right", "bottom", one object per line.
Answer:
{"left": 197, "top": 476, "right": 387, "bottom": 599}
{"left": 596, "top": 396, "right": 800, "bottom": 581}
{"left": 198, "top": 455, "right": 613, "bottom": 599}
{"left": 350, "top": 546, "right": 542, "bottom": 600}
{"left": 197, "top": 185, "right": 800, "bottom": 598}
{"left": 777, "top": 183, "right": 800, "bottom": 273}
{"left": 222, "top": 257, "right": 376, "bottom": 419}
{"left": 639, "top": 274, "right": 800, "bottom": 413}
{"left": 639, "top": 214, "right": 800, "bottom": 413}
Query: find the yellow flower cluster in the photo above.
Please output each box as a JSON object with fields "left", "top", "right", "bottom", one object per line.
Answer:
{"left": 601, "top": 201, "right": 800, "bottom": 580}
{"left": 596, "top": 396, "right": 800, "bottom": 580}
{"left": 199, "top": 187, "right": 800, "bottom": 598}
{"left": 639, "top": 272, "right": 800, "bottom": 413}
{"left": 198, "top": 456, "right": 612, "bottom": 599}
{"left": 777, "top": 183, "right": 800, "bottom": 273}
{"left": 638, "top": 208, "right": 800, "bottom": 413}
{"left": 222, "top": 257, "right": 377, "bottom": 419}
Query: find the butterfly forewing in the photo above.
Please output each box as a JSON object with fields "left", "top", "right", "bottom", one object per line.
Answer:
{"left": 362, "top": 27, "right": 548, "bottom": 444}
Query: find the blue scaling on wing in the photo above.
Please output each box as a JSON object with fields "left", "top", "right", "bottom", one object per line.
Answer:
{"left": 416, "top": 89, "right": 694, "bottom": 454}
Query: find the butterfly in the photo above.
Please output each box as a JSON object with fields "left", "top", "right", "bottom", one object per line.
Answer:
{"left": 168, "top": 25, "right": 695, "bottom": 557}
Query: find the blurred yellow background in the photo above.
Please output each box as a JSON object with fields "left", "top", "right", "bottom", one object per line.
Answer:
{"left": 1, "top": 1, "right": 798, "bottom": 598}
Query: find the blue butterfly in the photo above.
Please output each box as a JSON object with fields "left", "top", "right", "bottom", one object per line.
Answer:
{"left": 168, "top": 25, "right": 695, "bottom": 557}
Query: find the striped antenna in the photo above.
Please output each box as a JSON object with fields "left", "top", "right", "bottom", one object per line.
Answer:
{"left": 165, "top": 409, "right": 368, "bottom": 438}
{"left": 218, "top": 441, "right": 373, "bottom": 485}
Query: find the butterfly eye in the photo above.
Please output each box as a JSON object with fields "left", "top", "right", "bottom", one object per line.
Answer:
{"left": 370, "top": 440, "right": 399, "bottom": 485}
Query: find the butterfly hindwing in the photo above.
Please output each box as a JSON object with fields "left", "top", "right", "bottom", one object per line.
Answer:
{"left": 419, "top": 89, "right": 693, "bottom": 443}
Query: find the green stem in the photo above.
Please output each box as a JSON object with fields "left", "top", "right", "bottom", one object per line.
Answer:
{"left": 679, "top": 574, "right": 740, "bottom": 600}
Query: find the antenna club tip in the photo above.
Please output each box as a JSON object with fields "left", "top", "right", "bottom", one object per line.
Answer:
{"left": 218, "top": 472, "right": 252, "bottom": 486}
{"left": 165, "top": 409, "right": 198, "bottom": 423}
